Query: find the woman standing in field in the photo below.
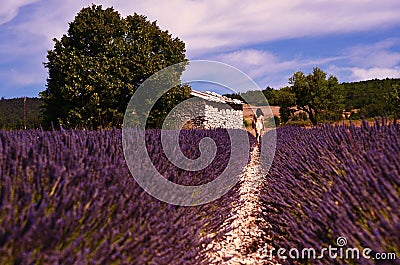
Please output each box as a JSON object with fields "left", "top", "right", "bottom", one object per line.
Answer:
{"left": 252, "top": 108, "right": 264, "bottom": 143}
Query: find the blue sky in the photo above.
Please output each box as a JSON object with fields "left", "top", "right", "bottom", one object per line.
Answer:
{"left": 1, "top": 0, "right": 400, "bottom": 98}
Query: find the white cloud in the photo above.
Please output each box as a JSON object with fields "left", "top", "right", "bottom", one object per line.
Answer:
{"left": 212, "top": 49, "right": 345, "bottom": 90}
{"left": 349, "top": 67, "right": 400, "bottom": 81}
{"left": 1, "top": 0, "right": 400, "bottom": 96}
{"left": 11, "top": 0, "right": 89, "bottom": 48}
{"left": 135, "top": 0, "right": 400, "bottom": 57}
{"left": 0, "top": 0, "right": 39, "bottom": 25}
{"left": 0, "top": 65, "right": 46, "bottom": 98}
{"left": 344, "top": 38, "right": 400, "bottom": 68}
{"left": 324, "top": 38, "right": 400, "bottom": 82}
{"left": 143, "top": 0, "right": 400, "bottom": 57}
{"left": 214, "top": 49, "right": 288, "bottom": 76}
{"left": 1, "top": 68, "right": 45, "bottom": 86}
{"left": 211, "top": 49, "right": 294, "bottom": 90}
{"left": 6, "top": 0, "right": 400, "bottom": 57}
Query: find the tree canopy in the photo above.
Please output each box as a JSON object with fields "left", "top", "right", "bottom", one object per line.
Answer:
{"left": 285, "top": 67, "right": 344, "bottom": 125}
{"left": 41, "top": 4, "right": 189, "bottom": 129}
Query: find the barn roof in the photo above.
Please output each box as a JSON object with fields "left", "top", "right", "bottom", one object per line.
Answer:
{"left": 190, "top": 90, "right": 243, "bottom": 105}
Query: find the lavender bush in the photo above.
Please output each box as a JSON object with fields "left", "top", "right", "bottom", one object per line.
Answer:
{"left": 260, "top": 122, "right": 400, "bottom": 264}
{"left": 0, "top": 128, "right": 253, "bottom": 264}
{"left": 1, "top": 123, "right": 398, "bottom": 264}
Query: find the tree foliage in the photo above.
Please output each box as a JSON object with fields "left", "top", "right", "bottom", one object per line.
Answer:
{"left": 287, "top": 67, "right": 344, "bottom": 125}
{"left": 261, "top": 86, "right": 280, "bottom": 105}
{"left": 276, "top": 86, "right": 296, "bottom": 124}
{"left": 342, "top": 78, "right": 400, "bottom": 117}
{"left": 223, "top": 86, "right": 280, "bottom": 106}
{"left": 41, "top": 5, "right": 189, "bottom": 129}
{"left": 385, "top": 84, "right": 400, "bottom": 115}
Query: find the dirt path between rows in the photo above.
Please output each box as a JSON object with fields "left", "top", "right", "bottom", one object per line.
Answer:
{"left": 205, "top": 145, "right": 280, "bottom": 264}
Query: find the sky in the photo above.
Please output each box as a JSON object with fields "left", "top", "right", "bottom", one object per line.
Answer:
{"left": 1, "top": 0, "right": 400, "bottom": 98}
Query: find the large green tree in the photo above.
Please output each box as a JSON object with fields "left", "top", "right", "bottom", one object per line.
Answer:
{"left": 41, "top": 5, "right": 189, "bottom": 129}
{"left": 287, "top": 67, "right": 344, "bottom": 125}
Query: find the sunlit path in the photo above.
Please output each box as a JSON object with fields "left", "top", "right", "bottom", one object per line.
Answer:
{"left": 205, "top": 145, "right": 279, "bottom": 264}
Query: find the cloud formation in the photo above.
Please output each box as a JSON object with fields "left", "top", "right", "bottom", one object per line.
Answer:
{"left": 5, "top": 0, "right": 400, "bottom": 57}
{"left": 213, "top": 49, "right": 349, "bottom": 90}
{"left": 345, "top": 38, "right": 400, "bottom": 68}
{"left": 0, "top": 0, "right": 39, "bottom": 25}
{"left": 328, "top": 38, "right": 400, "bottom": 82}
{"left": 108, "top": 0, "right": 400, "bottom": 57}
{"left": 0, "top": 0, "right": 400, "bottom": 96}
{"left": 349, "top": 67, "right": 400, "bottom": 81}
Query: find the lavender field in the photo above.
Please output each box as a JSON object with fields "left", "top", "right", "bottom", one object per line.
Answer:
{"left": 260, "top": 122, "right": 400, "bottom": 264}
{"left": 0, "top": 122, "right": 399, "bottom": 264}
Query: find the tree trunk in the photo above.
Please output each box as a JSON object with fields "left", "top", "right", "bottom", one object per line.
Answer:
{"left": 308, "top": 110, "right": 317, "bottom": 125}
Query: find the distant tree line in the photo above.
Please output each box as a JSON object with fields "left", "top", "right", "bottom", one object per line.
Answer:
{"left": 225, "top": 73, "right": 400, "bottom": 125}
{"left": 224, "top": 87, "right": 281, "bottom": 106}
{"left": 0, "top": 97, "right": 42, "bottom": 130}
{"left": 342, "top": 78, "right": 400, "bottom": 118}
{"left": 1, "top": 77, "right": 399, "bottom": 130}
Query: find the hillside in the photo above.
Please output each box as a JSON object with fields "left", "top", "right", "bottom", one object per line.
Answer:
{"left": 1, "top": 78, "right": 399, "bottom": 130}
{"left": 342, "top": 78, "right": 400, "bottom": 117}
{"left": 0, "top": 97, "right": 43, "bottom": 130}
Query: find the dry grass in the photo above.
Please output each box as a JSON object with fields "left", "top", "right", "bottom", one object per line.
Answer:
{"left": 243, "top": 105, "right": 280, "bottom": 136}
{"left": 243, "top": 105, "right": 280, "bottom": 121}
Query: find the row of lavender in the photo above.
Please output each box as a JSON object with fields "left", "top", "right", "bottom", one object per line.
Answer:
{"left": 260, "top": 123, "right": 400, "bottom": 264}
{"left": 0, "top": 128, "right": 253, "bottom": 264}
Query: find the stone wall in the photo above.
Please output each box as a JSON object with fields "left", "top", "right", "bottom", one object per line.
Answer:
{"left": 203, "top": 102, "right": 243, "bottom": 129}
{"left": 169, "top": 98, "right": 243, "bottom": 130}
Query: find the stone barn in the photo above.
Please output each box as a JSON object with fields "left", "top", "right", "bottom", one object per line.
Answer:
{"left": 169, "top": 90, "right": 244, "bottom": 130}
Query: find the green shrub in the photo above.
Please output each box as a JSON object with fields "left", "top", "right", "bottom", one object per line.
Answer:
{"left": 285, "top": 120, "right": 312, "bottom": 127}
{"left": 243, "top": 118, "right": 252, "bottom": 128}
